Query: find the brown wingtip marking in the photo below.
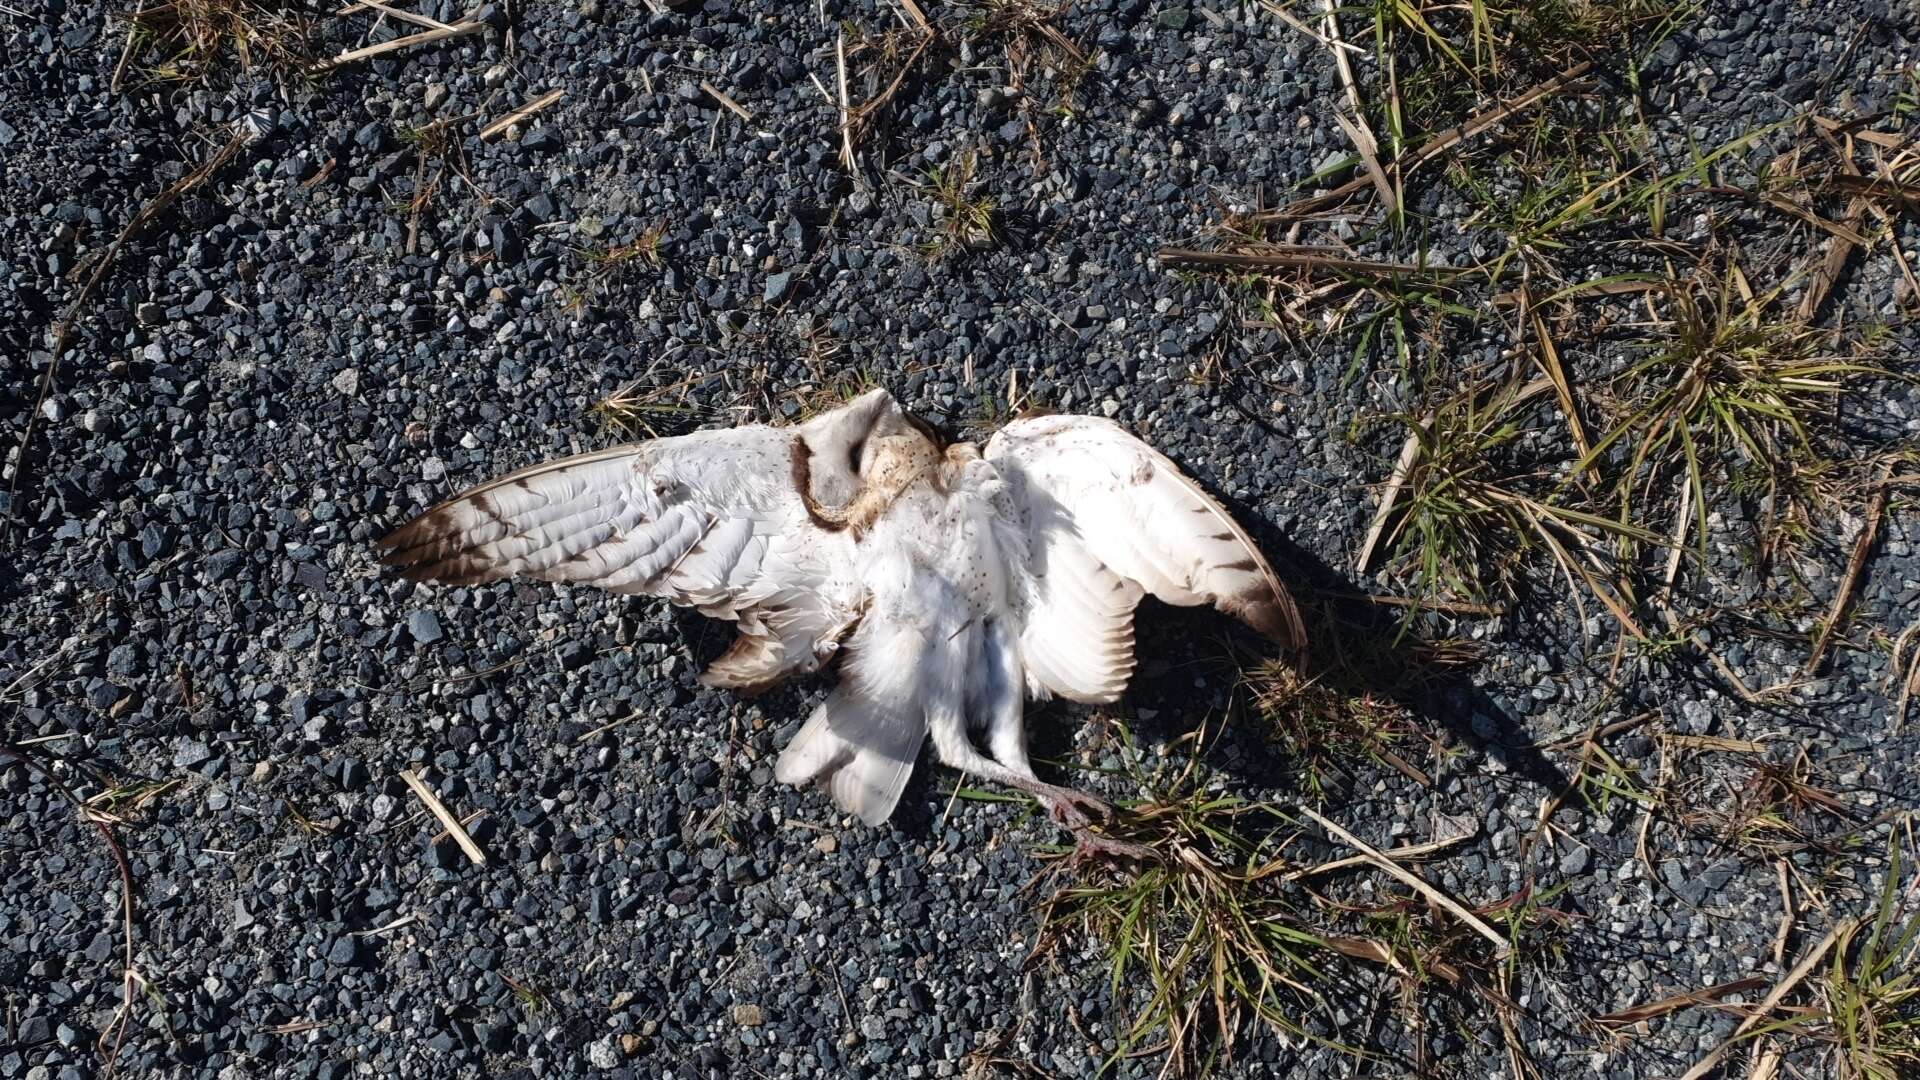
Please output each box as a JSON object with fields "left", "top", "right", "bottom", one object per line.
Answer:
{"left": 700, "top": 634, "right": 792, "bottom": 696}
{"left": 1225, "top": 583, "right": 1307, "bottom": 650}
{"left": 471, "top": 492, "right": 509, "bottom": 527}
{"left": 1223, "top": 558, "right": 1260, "bottom": 572}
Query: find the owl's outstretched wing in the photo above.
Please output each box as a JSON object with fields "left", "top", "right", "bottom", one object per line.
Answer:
{"left": 986, "top": 414, "right": 1304, "bottom": 702}
{"left": 376, "top": 425, "right": 862, "bottom": 692}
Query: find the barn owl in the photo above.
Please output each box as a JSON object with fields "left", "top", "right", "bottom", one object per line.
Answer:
{"left": 378, "top": 389, "right": 1302, "bottom": 860}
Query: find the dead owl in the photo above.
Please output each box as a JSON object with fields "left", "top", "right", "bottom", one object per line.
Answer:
{"left": 378, "top": 389, "right": 1301, "bottom": 859}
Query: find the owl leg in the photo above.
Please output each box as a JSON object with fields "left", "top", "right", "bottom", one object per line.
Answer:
{"left": 929, "top": 709, "right": 1156, "bottom": 863}
{"left": 969, "top": 624, "right": 1154, "bottom": 861}
{"left": 948, "top": 759, "right": 1157, "bottom": 863}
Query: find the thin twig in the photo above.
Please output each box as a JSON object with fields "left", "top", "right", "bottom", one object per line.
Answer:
{"left": 1158, "top": 246, "right": 1463, "bottom": 276}
{"left": 337, "top": 0, "right": 453, "bottom": 31}
{"left": 1592, "top": 975, "right": 1768, "bottom": 1027}
{"left": 398, "top": 769, "right": 488, "bottom": 865}
{"left": 1355, "top": 418, "right": 1425, "bottom": 573}
{"left": 1317, "top": 0, "right": 1393, "bottom": 214}
{"left": 110, "top": 2, "right": 145, "bottom": 92}
{"left": 1332, "top": 108, "right": 1397, "bottom": 216}
{"left": 429, "top": 809, "right": 486, "bottom": 845}
{"left": 1, "top": 743, "right": 143, "bottom": 1076}
{"left": 1294, "top": 804, "right": 1511, "bottom": 958}
{"left": 1889, "top": 618, "right": 1920, "bottom": 733}
{"left": 575, "top": 710, "right": 647, "bottom": 742}
{"left": 308, "top": 19, "right": 482, "bottom": 73}
{"left": 478, "top": 87, "right": 565, "bottom": 141}
{"left": 1676, "top": 918, "right": 1859, "bottom": 1080}
{"left": 7, "top": 129, "right": 248, "bottom": 535}
{"left": 699, "top": 80, "right": 754, "bottom": 123}
{"left": 1771, "top": 859, "right": 1794, "bottom": 968}
{"left": 1266, "top": 61, "right": 1592, "bottom": 221}
{"left": 1794, "top": 196, "right": 1869, "bottom": 323}
{"left": 1318, "top": 590, "right": 1506, "bottom": 616}
{"left": 1802, "top": 460, "right": 1892, "bottom": 675}
{"left": 1284, "top": 829, "right": 1473, "bottom": 881}
{"left": 1255, "top": 0, "right": 1363, "bottom": 55}
{"left": 892, "top": 0, "right": 932, "bottom": 35}
{"left": 834, "top": 30, "right": 856, "bottom": 173}
{"left": 1521, "top": 288, "right": 1593, "bottom": 470}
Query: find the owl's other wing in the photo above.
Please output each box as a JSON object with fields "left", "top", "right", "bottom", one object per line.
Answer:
{"left": 376, "top": 425, "right": 861, "bottom": 692}
{"left": 986, "top": 414, "right": 1303, "bottom": 702}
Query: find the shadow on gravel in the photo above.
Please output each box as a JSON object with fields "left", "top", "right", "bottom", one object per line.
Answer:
{"left": 1124, "top": 489, "right": 1575, "bottom": 802}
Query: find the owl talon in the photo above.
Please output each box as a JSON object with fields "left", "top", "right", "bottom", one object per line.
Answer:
{"left": 1066, "top": 828, "right": 1160, "bottom": 866}
{"left": 1027, "top": 786, "right": 1155, "bottom": 864}
{"left": 1030, "top": 784, "right": 1115, "bottom": 830}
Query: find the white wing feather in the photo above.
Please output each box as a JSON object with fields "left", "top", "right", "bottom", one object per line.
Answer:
{"left": 987, "top": 414, "right": 1303, "bottom": 702}
{"left": 377, "top": 426, "right": 859, "bottom": 691}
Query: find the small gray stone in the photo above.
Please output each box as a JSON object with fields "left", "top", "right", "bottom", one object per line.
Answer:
{"left": 173, "top": 738, "right": 212, "bottom": 770}
{"left": 763, "top": 270, "right": 793, "bottom": 304}
{"left": 1559, "top": 846, "right": 1591, "bottom": 876}
{"left": 331, "top": 368, "right": 360, "bottom": 396}
{"left": 408, "top": 610, "right": 444, "bottom": 644}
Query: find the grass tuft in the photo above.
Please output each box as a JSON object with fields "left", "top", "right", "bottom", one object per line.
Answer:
{"left": 1756, "top": 840, "right": 1920, "bottom": 1080}
{"left": 501, "top": 973, "right": 552, "bottom": 1016}
{"left": 83, "top": 778, "right": 182, "bottom": 824}
{"left": 392, "top": 117, "right": 478, "bottom": 255}
{"left": 785, "top": 370, "right": 883, "bottom": 422}
{"left": 564, "top": 220, "right": 669, "bottom": 315}
{"left": 1573, "top": 262, "right": 1893, "bottom": 560}
{"left": 920, "top": 150, "right": 1000, "bottom": 259}
{"left": 1029, "top": 722, "right": 1571, "bottom": 1075}
{"left": 1371, "top": 374, "right": 1657, "bottom": 619}
{"left": 1031, "top": 739, "right": 1350, "bottom": 1072}
{"left": 1248, "top": 658, "right": 1432, "bottom": 798}
{"left": 589, "top": 378, "right": 708, "bottom": 441}
{"left": 121, "top": 0, "right": 314, "bottom": 87}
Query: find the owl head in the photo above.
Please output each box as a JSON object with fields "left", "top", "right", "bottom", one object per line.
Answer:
{"left": 792, "top": 388, "right": 943, "bottom": 532}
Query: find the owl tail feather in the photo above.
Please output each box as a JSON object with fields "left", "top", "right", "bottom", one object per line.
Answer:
{"left": 774, "top": 617, "right": 929, "bottom": 826}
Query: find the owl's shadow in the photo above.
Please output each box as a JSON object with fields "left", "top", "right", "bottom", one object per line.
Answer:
{"left": 1010, "top": 523, "right": 1575, "bottom": 812}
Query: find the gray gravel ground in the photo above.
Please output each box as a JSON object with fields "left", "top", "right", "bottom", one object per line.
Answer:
{"left": 4, "top": 0, "right": 1920, "bottom": 1077}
